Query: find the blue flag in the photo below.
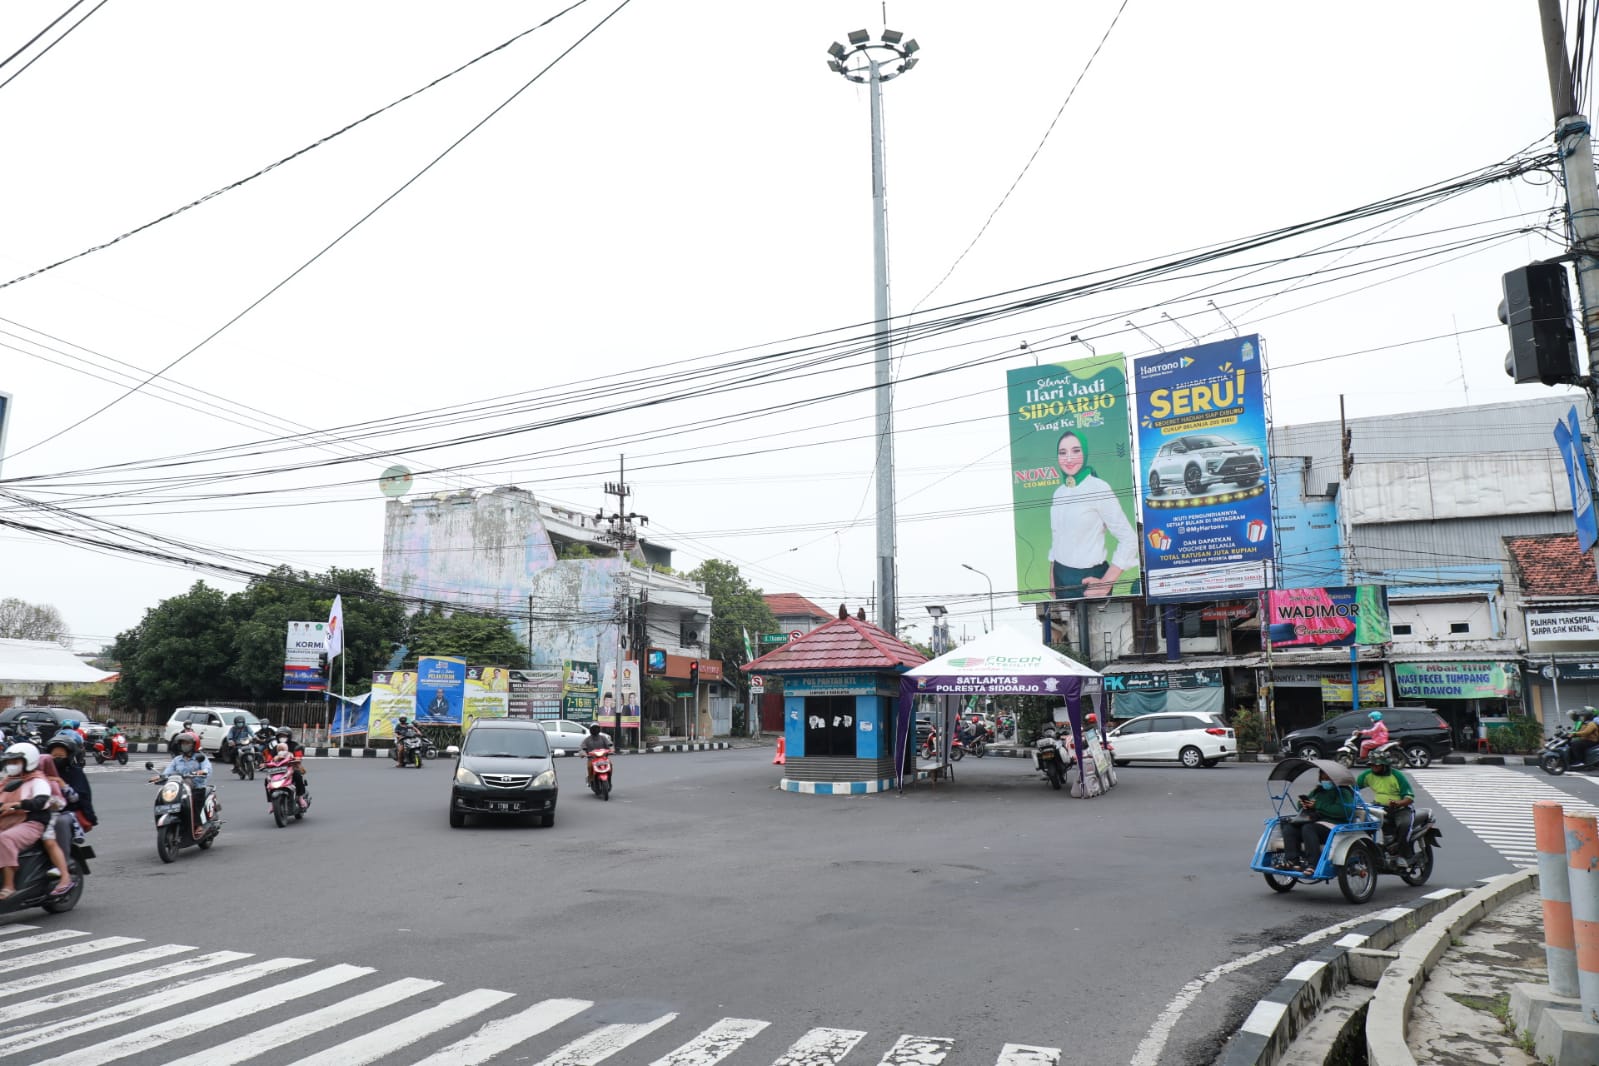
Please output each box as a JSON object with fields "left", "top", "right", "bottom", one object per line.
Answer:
{"left": 1555, "top": 405, "right": 1598, "bottom": 552}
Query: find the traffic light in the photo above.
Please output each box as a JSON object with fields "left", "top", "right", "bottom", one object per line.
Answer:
{"left": 689, "top": 661, "right": 700, "bottom": 687}
{"left": 1501, "top": 263, "right": 1580, "bottom": 385}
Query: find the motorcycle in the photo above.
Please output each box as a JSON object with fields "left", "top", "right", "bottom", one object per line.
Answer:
{"left": 1334, "top": 729, "right": 1407, "bottom": 769}
{"left": 91, "top": 729, "right": 129, "bottom": 766}
{"left": 587, "top": 746, "right": 613, "bottom": 800}
{"left": 1541, "top": 727, "right": 1599, "bottom": 775}
{"left": 1034, "top": 730, "right": 1069, "bottom": 791}
{"left": 1251, "top": 756, "right": 1439, "bottom": 902}
{"left": 0, "top": 831, "right": 88, "bottom": 915}
{"left": 263, "top": 756, "right": 308, "bottom": 826}
{"left": 960, "top": 727, "right": 988, "bottom": 758}
{"left": 145, "top": 762, "right": 221, "bottom": 863}
{"left": 395, "top": 733, "right": 425, "bottom": 769}
{"left": 232, "top": 741, "right": 258, "bottom": 781}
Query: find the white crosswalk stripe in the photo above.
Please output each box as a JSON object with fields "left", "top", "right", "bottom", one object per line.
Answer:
{"left": 1414, "top": 765, "right": 1599, "bottom": 868}
{"left": 0, "top": 935, "right": 1061, "bottom": 1064}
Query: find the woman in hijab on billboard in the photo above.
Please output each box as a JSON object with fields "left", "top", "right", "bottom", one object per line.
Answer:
{"left": 1050, "top": 430, "right": 1140, "bottom": 599}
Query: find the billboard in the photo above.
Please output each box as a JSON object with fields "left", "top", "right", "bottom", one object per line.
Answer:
{"left": 561, "top": 659, "right": 598, "bottom": 720}
{"left": 368, "top": 669, "right": 415, "bottom": 740}
{"left": 463, "top": 666, "right": 511, "bottom": 731}
{"left": 1133, "top": 334, "right": 1273, "bottom": 601}
{"left": 1555, "top": 405, "right": 1599, "bottom": 552}
{"left": 1007, "top": 355, "right": 1140, "bottom": 602}
{"left": 598, "top": 660, "right": 642, "bottom": 730}
{"left": 1264, "top": 586, "right": 1391, "bottom": 648}
{"left": 282, "top": 620, "right": 328, "bottom": 692}
{"left": 415, "top": 656, "right": 466, "bottom": 725}
{"left": 1394, "top": 661, "right": 1520, "bottom": 700}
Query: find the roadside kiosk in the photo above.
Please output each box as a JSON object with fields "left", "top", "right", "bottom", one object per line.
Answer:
{"left": 746, "top": 609, "right": 927, "bottom": 795}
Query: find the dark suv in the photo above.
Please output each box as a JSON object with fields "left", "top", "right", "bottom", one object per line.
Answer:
{"left": 0, "top": 706, "right": 79, "bottom": 745}
{"left": 449, "top": 719, "right": 558, "bottom": 829}
{"left": 1279, "top": 707, "right": 1453, "bottom": 768}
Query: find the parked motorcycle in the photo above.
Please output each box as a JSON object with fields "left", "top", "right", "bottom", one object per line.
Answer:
{"left": 587, "top": 746, "right": 613, "bottom": 800}
{"left": 1541, "top": 727, "right": 1599, "bottom": 775}
{"left": 1034, "top": 730, "right": 1069, "bottom": 791}
{"left": 1334, "top": 729, "right": 1407, "bottom": 769}
{"left": 145, "top": 762, "right": 220, "bottom": 863}
{"left": 232, "top": 741, "right": 258, "bottom": 781}
{"left": 91, "top": 729, "right": 129, "bottom": 766}
{"left": 420, "top": 736, "right": 438, "bottom": 760}
{"left": 263, "top": 756, "right": 308, "bottom": 826}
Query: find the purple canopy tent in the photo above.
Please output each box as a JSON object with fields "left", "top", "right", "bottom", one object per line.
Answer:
{"left": 895, "top": 628, "right": 1105, "bottom": 793}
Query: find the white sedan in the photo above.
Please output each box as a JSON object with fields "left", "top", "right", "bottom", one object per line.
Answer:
{"left": 1107, "top": 711, "right": 1234, "bottom": 768}
{"left": 538, "top": 719, "right": 592, "bottom": 753}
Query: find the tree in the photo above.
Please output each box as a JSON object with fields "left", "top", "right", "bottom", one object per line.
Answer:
{"left": 111, "top": 582, "right": 242, "bottom": 711}
{"left": 405, "top": 604, "right": 526, "bottom": 667}
{"left": 685, "top": 560, "right": 778, "bottom": 671}
{"left": 0, "top": 598, "right": 72, "bottom": 646}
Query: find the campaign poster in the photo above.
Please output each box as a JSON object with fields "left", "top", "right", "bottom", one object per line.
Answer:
{"left": 283, "top": 620, "right": 328, "bottom": 692}
{"left": 1007, "top": 355, "right": 1140, "bottom": 602}
{"left": 415, "top": 656, "right": 466, "bottom": 725}
{"left": 463, "top": 666, "right": 511, "bottom": 732}
{"left": 1134, "top": 334, "right": 1274, "bottom": 601}
{"left": 598, "top": 660, "right": 643, "bottom": 730}
{"left": 1264, "top": 586, "right": 1391, "bottom": 648}
{"left": 368, "top": 670, "right": 415, "bottom": 740}
{"left": 561, "top": 659, "right": 598, "bottom": 720}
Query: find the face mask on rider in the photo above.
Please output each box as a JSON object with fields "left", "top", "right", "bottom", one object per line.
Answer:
{"left": 1318, "top": 780, "right": 1335, "bottom": 791}
{"left": 2, "top": 762, "right": 21, "bottom": 777}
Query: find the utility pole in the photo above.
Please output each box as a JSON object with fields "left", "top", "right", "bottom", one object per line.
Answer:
{"left": 827, "top": 29, "right": 920, "bottom": 636}
{"left": 596, "top": 455, "right": 646, "bottom": 749}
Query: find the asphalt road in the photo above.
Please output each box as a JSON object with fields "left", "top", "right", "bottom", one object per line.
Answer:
{"left": 6, "top": 749, "right": 1544, "bottom": 1065}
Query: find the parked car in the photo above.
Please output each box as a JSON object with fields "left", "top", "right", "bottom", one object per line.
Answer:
{"left": 537, "top": 719, "right": 592, "bottom": 753}
{"left": 0, "top": 706, "right": 79, "bottom": 745}
{"left": 1108, "top": 711, "right": 1235, "bottom": 768}
{"left": 450, "top": 719, "right": 558, "bottom": 828}
{"left": 1278, "top": 707, "right": 1452, "bottom": 768}
{"left": 164, "top": 707, "right": 261, "bottom": 753}
{"left": 1147, "top": 434, "right": 1263, "bottom": 497}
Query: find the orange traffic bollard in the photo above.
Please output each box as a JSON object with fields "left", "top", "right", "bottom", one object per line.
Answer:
{"left": 773, "top": 737, "right": 786, "bottom": 765}
{"left": 1537, "top": 800, "right": 1579, "bottom": 997}
{"left": 1565, "top": 811, "right": 1599, "bottom": 1021}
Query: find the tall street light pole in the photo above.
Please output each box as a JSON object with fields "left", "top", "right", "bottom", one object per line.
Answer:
{"left": 962, "top": 563, "right": 994, "bottom": 633}
{"left": 828, "top": 28, "right": 920, "bottom": 636}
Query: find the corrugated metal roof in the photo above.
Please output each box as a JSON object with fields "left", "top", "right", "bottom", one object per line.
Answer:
{"left": 745, "top": 616, "right": 926, "bottom": 672}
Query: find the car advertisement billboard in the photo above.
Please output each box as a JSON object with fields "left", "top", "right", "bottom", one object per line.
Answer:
{"left": 1006, "top": 354, "right": 1140, "bottom": 602}
{"left": 414, "top": 656, "right": 466, "bottom": 726}
{"left": 1264, "top": 586, "right": 1391, "bottom": 648}
{"left": 1133, "top": 334, "right": 1273, "bottom": 601}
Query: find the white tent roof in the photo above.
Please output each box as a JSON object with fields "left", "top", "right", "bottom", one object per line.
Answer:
{"left": 903, "top": 626, "right": 1101, "bottom": 678}
{"left": 0, "top": 639, "right": 115, "bottom": 684}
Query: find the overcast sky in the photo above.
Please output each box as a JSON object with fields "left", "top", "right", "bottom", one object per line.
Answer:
{"left": 0, "top": 0, "right": 1584, "bottom": 652}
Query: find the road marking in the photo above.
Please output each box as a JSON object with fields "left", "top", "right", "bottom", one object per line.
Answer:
{"left": 649, "top": 1017, "right": 770, "bottom": 1066}
{"left": 770, "top": 1027, "right": 869, "bottom": 1065}
{"left": 160, "top": 976, "right": 442, "bottom": 1066}
{"left": 995, "top": 1046, "right": 1061, "bottom": 1065}
{"left": 878, "top": 1034, "right": 955, "bottom": 1064}
{"left": 0, "top": 925, "right": 38, "bottom": 938}
{"left": 293, "top": 987, "right": 517, "bottom": 1066}
{"left": 411, "top": 998, "right": 594, "bottom": 1066}
{"left": 1415, "top": 766, "right": 1599, "bottom": 868}
{"left": 26, "top": 963, "right": 373, "bottom": 1066}
{"left": 0, "top": 942, "right": 191, "bottom": 999}
{"left": 530, "top": 1012, "right": 679, "bottom": 1065}
{"left": 1128, "top": 943, "right": 1284, "bottom": 1066}
{"left": 0, "top": 955, "right": 301, "bottom": 1049}
{"left": 0, "top": 935, "right": 141, "bottom": 975}
{"left": 0, "top": 929, "right": 87, "bottom": 954}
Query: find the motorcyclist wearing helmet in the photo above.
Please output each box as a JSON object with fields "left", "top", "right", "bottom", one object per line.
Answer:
{"left": 1569, "top": 707, "right": 1599, "bottom": 767}
{"left": 393, "top": 717, "right": 422, "bottom": 768}
{"left": 1356, "top": 710, "right": 1390, "bottom": 762}
{"left": 45, "top": 732, "right": 95, "bottom": 831}
{"left": 0, "top": 742, "right": 71, "bottom": 898}
{"left": 220, "top": 715, "right": 254, "bottom": 765}
{"left": 274, "top": 727, "right": 308, "bottom": 805}
{"left": 154, "top": 732, "right": 213, "bottom": 834}
{"left": 1357, "top": 752, "right": 1417, "bottom": 860}
{"left": 582, "top": 724, "right": 612, "bottom": 785}
{"left": 252, "top": 719, "right": 278, "bottom": 750}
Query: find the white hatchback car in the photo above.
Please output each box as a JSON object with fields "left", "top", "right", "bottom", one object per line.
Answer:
{"left": 538, "top": 719, "right": 593, "bottom": 754}
{"left": 1108, "top": 711, "right": 1235, "bottom": 768}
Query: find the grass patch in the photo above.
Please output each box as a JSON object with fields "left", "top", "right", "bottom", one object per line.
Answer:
{"left": 1446, "top": 991, "right": 1509, "bottom": 1023}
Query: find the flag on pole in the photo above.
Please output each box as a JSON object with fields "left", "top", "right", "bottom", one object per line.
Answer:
{"left": 327, "top": 595, "right": 345, "bottom": 659}
{"left": 742, "top": 626, "right": 754, "bottom": 664}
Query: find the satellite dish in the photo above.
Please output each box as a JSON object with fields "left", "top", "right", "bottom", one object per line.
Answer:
{"left": 379, "top": 465, "right": 413, "bottom": 498}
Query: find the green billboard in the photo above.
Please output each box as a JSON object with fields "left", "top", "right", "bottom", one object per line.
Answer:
{"left": 1007, "top": 355, "right": 1140, "bottom": 602}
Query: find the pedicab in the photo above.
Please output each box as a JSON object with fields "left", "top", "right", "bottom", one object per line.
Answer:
{"left": 1249, "top": 757, "right": 1439, "bottom": 903}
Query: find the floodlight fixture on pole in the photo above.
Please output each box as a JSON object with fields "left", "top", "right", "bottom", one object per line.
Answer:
{"left": 1069, "top": 334, "right": 1096, "bottom": 356}
{"left": 962, "top": 563, "right": 995, "bottom": 634}
{"left": 825, "top": 26, "right": 921, "bottom": 636}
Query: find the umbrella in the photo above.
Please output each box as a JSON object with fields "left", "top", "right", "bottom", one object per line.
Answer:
{"left": 1267, "top": 756, "right": 1355, "bottom": 788}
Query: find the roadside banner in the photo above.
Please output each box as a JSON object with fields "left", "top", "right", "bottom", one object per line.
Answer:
{"left": 598, "top": 661, "right": 643, "bottom": 730}
{"left": 1007, "top": 354, "right": 1140, "bottom": 602}
{"left": 368, "top": 670, "right": 415, "bottom": 740}
{"left": 1133, "top": 334, "right": 1274, "bottom": 601}
{"left": 329, "top": 693, "right": 369, "bottom": 738}
{"left": 1394, "top": 661, "right": 1520, "bottom": 699}
{"left": 283, "top": 620, "right": 328, "bottom": 692}
{"left": 462, "top": 666, "right": 511, "bottom": 731}
{"left": 561, "top": 659, "right": 598, "bottom": 721}
{"left": 1264, "top": 586, "right": 1391, "bottom": 648}
{"left": 1555, "top": 404, "right": 1599, "bottom": 552}
{"left": 415, "top": 656, "right": 466, "bottom": 725}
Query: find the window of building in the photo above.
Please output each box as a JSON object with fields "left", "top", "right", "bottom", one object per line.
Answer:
{"left": 1391, "top": 623, "right": 1413, "bottom": 636}
{"left": 1178, "top": 608, "right": 1218, "bottom": 639}
{"left": 1449, "top": 622, "right": 1470, "bottom": 634}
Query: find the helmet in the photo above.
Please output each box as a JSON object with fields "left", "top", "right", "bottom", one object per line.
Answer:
{"left": 3, "top": 742, "right": 41, "bottom": 772}
{"left": 1367, "top": 711, "right": 1384, "bottom": 723}
{"left": 175, "top": 730, "right": 200, "bottom": 754}
{"left": 1367, "top": 750, "right": 1392, "bottom": 767}
{"left": 60, "top": 719, "right": 80, "bottom": 731}
{"left": 275, "top": 726, "right": 291, "bottom": 739}
{"left": 104, "top": 718, "right": 117, "bottom": 729}
{"left": 1084, "top": 713, "right": 1098, "bottom": 726}
{"left": 1570, "top": 708, "right": 1588, "bottom": 722}
{"left": 398, "top": 717, "right": 408, "bottom": 726}
{"left": 258, "top": 719, "right": 272, "bottom": 731}
{"left": 233, "top": 715, "right": 245, "bottom": 727}
{"left": 47, "top": 732, "right": 83, "bottom": 760}
{"left": 589, "top": 725, "right": 602, "bottom": 736}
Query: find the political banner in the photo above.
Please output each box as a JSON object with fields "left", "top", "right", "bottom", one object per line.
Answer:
{"left": 1007, "top": 355, "right": 1140, "bottom": 602}
{"left": 368, "top": 670, "right": 415, "bottom": 740}
{"left": 1133, "top": 334, "right": 1274, "bottom": 601}
{"left": 598, "top": 661, "right": 642, "bottom": 730}
{"left": 329, "top": 695, "right": 369, "bottom": 738}
{"left": 282, "top": 620, "right": 328, "bottom": 692}
{"left": 462, "top": 666, "right": 512, "bottom": 732}
{"left": 415, "top": 656, "right": 466, "bottom": 725}
{"left": 1555, "top": 404, "right": 1599, "bottom": 552}
{"left": 561, "top": 659, "right": 598, "bottom": 720}
{"left": 1264, "top": 586, "right": 1391, "bottom": 648}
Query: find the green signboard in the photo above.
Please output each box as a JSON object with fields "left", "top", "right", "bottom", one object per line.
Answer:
{"left": 675, "top": 691, "right": 694, "bottom": 699}
{"left": 1393, "top": 662, "right": 1520, "bottom": 700}
{"left": 760, "top": 633, "right": 788, "bottom": 644}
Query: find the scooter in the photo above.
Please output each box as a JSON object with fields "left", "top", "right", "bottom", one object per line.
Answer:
{"left": 1034, "top": 730, "right": 1068, "bottom": 791}
{"left": 1371, "top": 804, "right": 1443, "bottom": 883}
{"left": 91, "top": 730, "right": 129, "bottom": 766}
{"left": 587, "top": 746, "right": 613, "bottom": 800}
{"left": 0, "top": 832, "right": 87, "bottom": 915}
{"left": 263, "top": 756, "right": 308, "bottom": 826}
{"left": 395, "top": 734, "right": 425, "bottom": 769}
{"left": 1335, "top": 729, "right": 1406, "bottom": 769}
{"left": 232, "top": 741, "right": 258, "bottom": 781}
{"left": 145, "top": 762, "right": 221, "bottom": 863}
{"left": 420, "top": 736, "right": 438, "bottom": 760}
{"left": 1541, "top": 727, "right": 1599, "bottom": 775}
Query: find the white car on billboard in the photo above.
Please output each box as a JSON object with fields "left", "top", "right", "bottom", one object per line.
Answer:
{"left": 1146, "top": 434, "right": 1263, "bottom": 498}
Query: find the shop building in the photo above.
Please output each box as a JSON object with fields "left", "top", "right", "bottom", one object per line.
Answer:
{"left": 1507, "top": 532, "right": 1599, "bottom": 727}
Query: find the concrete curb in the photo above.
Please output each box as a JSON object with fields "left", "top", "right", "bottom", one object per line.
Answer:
{"left": 1365, "top": 869, "right": 1539, "bottom": 1066}
{"left": 131, "top": 741, "right": 734, "bottom": 759}
{"left": 778, "top": 773, "right": 931, "bottom": 795}
{"left": 1218, "top": 887, "right": 1466, "bottom": 1066}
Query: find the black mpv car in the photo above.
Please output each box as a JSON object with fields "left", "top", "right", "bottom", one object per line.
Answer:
{"left": 1279, "top": 707, "right": 1453, "bottom": 768}
{"left": 449, "top": 719, "right": 558, "bottom": 828}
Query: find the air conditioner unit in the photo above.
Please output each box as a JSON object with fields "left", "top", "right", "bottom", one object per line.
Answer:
{"left": 682, "top": 629, "right": 701, "bottom": 645}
